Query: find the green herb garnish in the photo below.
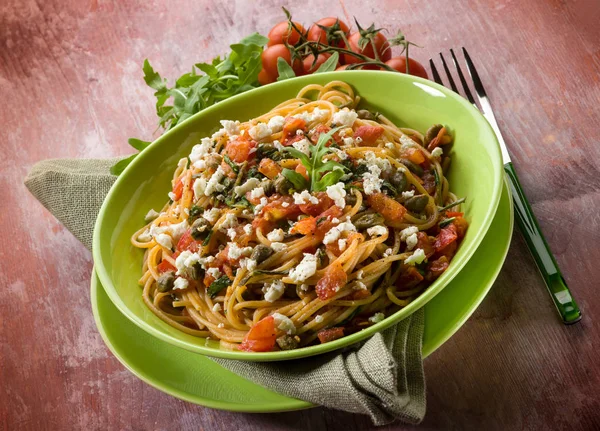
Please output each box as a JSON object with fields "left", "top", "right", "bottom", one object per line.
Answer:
{"left": 202, "top": 230, "right": 213, "bottom": 246}
{"left": 438, "top": 197, "right": 466, "bottom": 212}
{"left": 223, "top": 154, "right": 240, "bottom": 174}
{"left": 207, "top": 276, "right": 232, "bottom": 298}
{"left": 439, "top": 217, "right": 456, "bottom": 228}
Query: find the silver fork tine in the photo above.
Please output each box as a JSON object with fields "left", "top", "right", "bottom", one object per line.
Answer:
{"left": 449, "top": 49, "right": 477, "bottom": 106}
{"left": 429, "top": 59, "right": 444, "bottom": 86}
{"left": 439, "top": 53, "right": 459, "bottom": 93}
{"left": 462, "top": 47, "right": 487, "bottom": 99}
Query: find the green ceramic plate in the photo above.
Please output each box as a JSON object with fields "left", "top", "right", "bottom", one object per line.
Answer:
{"left": 93, "top": 71, "right": 504, "bottom": 361}
{"left": 91, "top": 179, "right": 513, "bottom": 412}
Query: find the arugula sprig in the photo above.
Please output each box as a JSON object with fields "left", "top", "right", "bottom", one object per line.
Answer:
{"left": 111, "top": 33, "right": 269, "bottom": 175}
{"left": 282, "top": 128, "right": 347, "bottom": 192}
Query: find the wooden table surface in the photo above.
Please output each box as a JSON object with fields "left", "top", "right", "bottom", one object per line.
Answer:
{"left": 2, "top": 0, "right": 600, "bottom": 429}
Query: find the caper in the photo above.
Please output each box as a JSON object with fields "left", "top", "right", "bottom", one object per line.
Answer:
{"left": 404, "top": 195, "right": 429, "bottom": 213}
{"left": 274, "top": 175, "right": 293, "bottom": 195}
{"left": 156, "top": 271, "right": 175, "bottom": 292}
{"left": 190, "top": 218, "right": 210, "bottom": 240}
{"left": 353, "top": 212, "right": 386, "bottom": 230}
{"left": 276, "top": 334, "right": 299, "bottom": 350}
{"left": 425, "top": 124, "right": 443, "bottom": 146}
{"left": 262, "top": 180, "right": 275, "bottom": 196}
{"left": 251, "top": 244, "right": 274, "bottom": 264}
{"left": 389, "top": 169, "right": 408, "bottom": 192}
{"left": 357, "top": 109, "right": 378, "bottom": 121}
{"left": 400, "top": 159, "right": 424, "bottom": 176}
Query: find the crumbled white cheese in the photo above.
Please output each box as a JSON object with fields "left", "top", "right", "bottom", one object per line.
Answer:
{"left": 211, "top": 128, "right": 227, "bottom": 141}
{"left": 168, "top": 192, "right": 177, "bottom": 201}
{"left": 356, "top": 270, "right": 364, "bottom": 280}
{"left": 248, "top": 123, "right": 272, "bottom": 141}
{"left": 193, "top": 159, "right": 206, "bottom": 170}
{"left": 145, "top": 209, "right": 160, "bottom": 222}
{"left": 207, "top": 267, "right": 222, "bottom": 279}
{"left": 293, "top": 190, "right": 319, "bottom": 205}
{"left": 233, "top": 178, "right": 261, "bottom": 197}
{"left": 385, "top": 142, "right": 396, "bottom": 150}
{"left": 167, "top": 220, "right": 188, "bottom": 241}
{"left": 368, "top": 312, "right": 385, "bottom": 324}
{"left": 189, "top": 138, "right": 213, "bottom": 163}
{"left": 289, "top": 253, "right": 319, "bottom": 282}
{"left": 292, "top": 112, "right": 311, "bottom": 122}
{"left": 343, "top": 137, "right": 354, "bottom": 146}
{"left": 212, "top": 303, "right": 222, "bottom": 312}
{"left": 227, "top": 228, "right": 237, "bottom": 240}
{"left": 331, "top": 217, "right": 340, "bottom": 224}
{"left": 310, "top": 108, "right": 329, "bottom": 122}
{"left": 155, "top": 233, "right": 172, "bottom": 249}
{"left": 361, "top": 154, "right": 384, "bottom": 196}
{"left": 227, "top": 243, "right": 253, "bottom": 260}
{"left": 138, "top": 229, "right": 152, "bottom": 242}
{"left": 239, "top": 258, "right": 257, "bottom": 271}
{"left": 383, "top": 248, "right": 393, "bottom": 257}
{"left": 400, "top": 134, "right": 418, "bottom": 149}
{"left": 323, "top": 221, "right": 356, "bottom": 245}
{"left": 203, "top": 208, "right": 221, "bottom": 224}
{"left": 354, "top": 281, "right": 367, "bottom": 290}
{"left": 192, "top": 177, "right": 206, "bottom": 199}
{"left": 267, "top": 229, "right": 285, "bottom": 242}
{"left": 314, "top": 315, "right": 324, "bottom": 323}
{"left": 300, "top": 284, "right": 309, "bottom": 292}
{"left": 173, "top": 277, "right": 189, "bottom": 290}
{"left": 404, "top": 248, "right": 426, "bottom": 266}
{"left": 273, "top": 140, "right": 284, "bottom": 151}
{"left": 332, "top": 108, "right": 358, "bottom": 127}
{"left": 175, "top": 250, "right": 201, "bottom": 277}
{"left": 220, "top": 120, "right": 240, "bottom": 136}
{"left": 364, "top": 151, "right": 392, "bottom": 175}
{"left": 243, "top": 224, "right": 253, "bottom": 235}
{"left": 400, "top": 226, "right": 419, "bottom": 251}
{"left": 250, "top": 186, "right": 265, "bottom": 199}
{"left": 292, "top": 138, "right": 311, "bottom": 155}
{"left": 218, "top": 323, "right": 225, "bottom": 328}
{"left": 270, "top": 242, "right": 287, "bottom": 252}
{"left": 402, "top": 190, "right": 415, "bottom": 199}
{"left": 406, "top": 234, "right": 418, "bottom": 251}
{"left": 204, "top": 166, "right": 226, "bottom": 196}
{"left": 263, "top": 280, "right": 285, "bottom": 302}
{"left": 267, "top": 115, "right": 285, "bottom": 133}
{"left": 367, "top": 225, "right": 388, "bottom": 237}
{"left": 220, "top": 213, "right": 238, "bottom": 229}
{"left": 332, "top": 148, "right": 348, "bottom": 160}
{"left": 296, "top": 129, "right": 304, "bottom": 136}
{"left": 326, "top": 182, "right": 346, "bottom": 208}
{"left": 432, "top": 147, "right": 443, "bottom": 158}
{"left": 272, "top": 313, "right": 296, "bottom": 334}
{"left": 254, "top": 196, "right": 268, "bottom": 215}
{"left": 281, "top": 201, "right": 290, "bottom": 208}
{"left": 338, "top": 239, "right": 347, "bottom": 251}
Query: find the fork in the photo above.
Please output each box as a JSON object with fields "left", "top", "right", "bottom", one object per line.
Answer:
{"left": 429, "top": 48, "right": 582, "bottom": 324}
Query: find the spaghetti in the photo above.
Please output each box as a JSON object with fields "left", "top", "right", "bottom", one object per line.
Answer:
{"left": 132, "top": 81, "right": 468, "bottom": 352}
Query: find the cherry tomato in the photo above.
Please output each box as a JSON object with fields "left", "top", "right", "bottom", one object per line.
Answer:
{"left": 258, "top": 68, "right": 275, "bottom": 85}
{"left": 385, "top": 56, "right": 429, "bottom": 79}
{"left": 307, "top": 17, "right": 350, "bottom": 47}
{"left": 239, "top": 316, "right": 277, "bottom": 352}
{"left": 267, "top": 21, "right": 305, "bottom": 47}
{"left": 261, "top": 44, "right": 303, "bottom": 79}
{"left": 344, "top": 31, "right": 391, "bottom": 64}
{"left": 302, "top": 53, "right": 332, "bottom": 74}
{"left": 336, "top": 64, "right": 350, "bottom": 71}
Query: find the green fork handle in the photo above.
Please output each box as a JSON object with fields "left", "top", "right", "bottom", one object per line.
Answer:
{"left": 504, "top": 162, "right": 582, "bottom": 324}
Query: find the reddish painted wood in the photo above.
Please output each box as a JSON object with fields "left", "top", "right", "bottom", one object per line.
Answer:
{"left": 2, "top": 0, "right": 600, "bottom": 429}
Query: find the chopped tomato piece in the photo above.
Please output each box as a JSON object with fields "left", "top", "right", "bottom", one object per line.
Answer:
{"left": 446, "top": 211, "right": 463, "bottom": 218}
{"left": 415, "top": 232, "right": 435, "bottom": 258}
{"left": 434, "top": 225, "right": 458, "bottom": 253}
{"left": 404, "top": 147, "right": 426, "bottom": 165}
{"left": 262, "top": 196, "right": 302, "bottom": 221}
{"left": 310, "top": 124, "right": 343, "bottom": 145}
{"left": 220, "top": 160, "right": 236, "bottom": 178}
{"left": 252, "top": 216, "right": 276, "bottom": 234}
{"left": 282, "top": 134, "right": 305, "bottom": 147}
{"left": 258, "top": 158, "right": 282, "bottom": 179}
{"left": 157, "top": 259, "right": 176, "bottom": 273}
{"left": 314, "top": 206, "right": 344, "bottom": 237}
{"left": 239, "top": 316, "right": 277, "bottom": 352}
{"left": 315, "top": 261, "right": 347, "bottom": 300}
{"left": 282, "top": 117, "right": 307, "bottom": 142}
{"left": 222, "top": 263, "right": 234, "bottom": 278}
{"left": 396, "top": 266, "right": 424, "bottom": 289}
{"left": 452, "top": 216, "right": 469, "bottom": 239}
{"left": 226, "top": 136, "right": 257, "bottom": 163}
{"left": 317, "top": 327, "right": 345, "bottom": 343}
{"left": 295, "top": 163, "right": 309, "bottom": 180}
{"left": 177, "top": 230, "right": 201, "bottom": 253}
{"left": 299, "top": 192, "right": 334, "bottom": 216}
{"left": 421, "top": 172, "right": 436, "bottom": 194}
{"left": 291, "top": 216, "right": 317, "bottom": 235}
{"left": 353, "top": 125, "right": 384, "bottom": 146}
{"left": 203, "top": 272, "right": 216, "bottom": 287}
{"left": 427, "top": 256, "right": 449, "bottom": 280}
{"left": 366, "top": 193, "right": 407, "bottom": 227}
{"left": 172, "top": 178, "right": 184, "bottom": 201}
{"left": 348, "top": 288, "right": 371, "bottom": 300}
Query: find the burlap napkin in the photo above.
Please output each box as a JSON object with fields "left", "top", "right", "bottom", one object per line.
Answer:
{"left": 25, "top": 158, "right": 426, "bottom": 425}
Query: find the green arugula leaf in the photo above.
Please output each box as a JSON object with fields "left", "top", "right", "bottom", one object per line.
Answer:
{"left": 109, "top": 154, "right": 136, "bottom": 175}
{"left": 142, "top": 59, "right": 167, "bottom": 92}
{"left": 315, "top": 52, "right": 340, "bottom": 73}
{"left": 276, "top": 58, "right": 296, "bottom": 81}
{"left": 128, "top": 138, "right": 151, "bottom": 151}
{"left": 207, "top": 276, "right": 232, "bottom": 298}
{"left": 239, "top": 33, "right": 270, "bottom": 46}
{"left": 282, "top": 168, "right": 309, "bottom": 190}
{"left": 223, "top": 155, "right": 239, "bottom": 173}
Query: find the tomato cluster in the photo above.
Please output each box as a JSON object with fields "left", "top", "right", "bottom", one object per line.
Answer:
{"left": 259, "top": 16, "right": 428, "bottom": 85}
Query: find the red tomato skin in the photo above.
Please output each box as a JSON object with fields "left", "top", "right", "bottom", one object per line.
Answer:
{"left": 226, "top": 137, "right": 257, "bottom": 163}
{"left": 366, "top": 193, "right": 407, "bottom": 227}
{"left": 415, "top": 232, "right": 435, "bottom": 258}
{"left": 239, "top": 316, "right": 277, "bottom": 352}
{"left": 385, "top": 56, "right": 429, "bottom": 79}
{"left": 302, "top": 53, "right": 332, "bottom": 74}
{"left": 343, "top": 31, "right": 391, "bottom": 64}
{"left": 258, "top": 68, "right": 275, "bottom": 85}
{"left": 396, "top": 266, "right": 424, "bottom": 289}
{"left": 157, "top": 259, "right": 176, "bottom": 273}
{"left": 176, "top": 230, "right": 201, "bottom": 253}
{"left": 291, "top": 216, "right": 317, "bottom": 235}
{"left": 316, "top": 261, "right": 348, "bottom": 300}
{"left": 172, "top": 177, "right": 184, "bottom": 201}
{"left": 299, "top": 193, "right": 334, "bottom": 216}
{"left": 282, "top": 117, "right": 307, "bottom": 141}
{"left": 261, "top": 44, "right": 303, "bottom": 79}
{"left": 267, "top": 21, "right": 304, "bottom": 46}
{"left": 434, "top": 225, "right": 458, "bottom": 253}
{"left": 306, "top": 17, "right": 350, "bottom": 47}
{"left": 353, "top": 125, "right": 385, "bottom": 146}
{"left": 336, "top": 64, "right": 350, "bottom": 71}
{"left": 317, "top": 327, "right": 345, "bottom": 343}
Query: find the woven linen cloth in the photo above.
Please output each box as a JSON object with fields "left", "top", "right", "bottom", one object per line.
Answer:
{"left": 25, "top": 158, "right": 426, "bottom": 425}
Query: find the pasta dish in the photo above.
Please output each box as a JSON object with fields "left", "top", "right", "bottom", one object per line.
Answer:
{"left": 132, "top": 81, "right": 468, "bottom": 352}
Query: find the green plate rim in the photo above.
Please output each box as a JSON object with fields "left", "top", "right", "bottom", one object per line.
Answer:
{"left": 90, "top": 178, "right": 513, "bottom": 412}
{"left": 92, "top": 71, "right": 504, "bottom": 361}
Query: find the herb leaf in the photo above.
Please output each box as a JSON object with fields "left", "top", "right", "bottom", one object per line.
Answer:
{"left": 282, "top": 168, "right": 309, "bottom": 190}
{"left": 110, "top": 154, "right": 137, "bottom": 175}
{"left": 315, "top": 52, "right": 340, "bottom": 73}
{"left": 128, "top": 138, "right": 152, "bottom": 151}
{"left": 207, "top": 276, "right": 232, "bottom": 298}
{"left": 276, "top": 58, "right": 296, "bottom": 81}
